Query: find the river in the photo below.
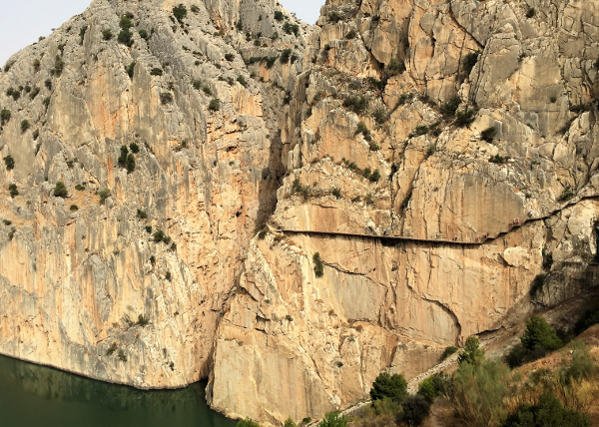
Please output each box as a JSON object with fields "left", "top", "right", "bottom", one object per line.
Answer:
{"left": 0, "top": 354, "right": 235, "bottom": 427}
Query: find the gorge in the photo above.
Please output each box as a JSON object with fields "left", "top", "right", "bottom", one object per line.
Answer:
{"left": 0, "top": 0, "right": 597, "bottom": 425}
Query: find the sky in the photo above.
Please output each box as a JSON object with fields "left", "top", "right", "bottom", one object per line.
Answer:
{"left": 0, "top": 0, "right": 325, "bottom": 66}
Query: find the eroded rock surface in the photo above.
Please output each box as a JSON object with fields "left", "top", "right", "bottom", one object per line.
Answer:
{"left": 0, "top": 0, "right": 598, "bottom": 425}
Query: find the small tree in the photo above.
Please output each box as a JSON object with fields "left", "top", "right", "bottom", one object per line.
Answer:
{"left": 173, "top": 4, "right": 187, "bottom": 23}
{"left": 8, "top": 183, "right": 18, "bottom": 198}
{"left": 313, "top": 252, "right": 324, "bottom": 278}
{"left": 54, "top": 181, "right": 68, "bottom": 198}
{"left": 458, "top": 336, "right": 485, "bottom": 366}
{"left": 370, "top": 372, "right": 408, "bottom": 403}
{"left": 318, "top": 412, "right": 347, "bottom": 427}
{"left": 236, "top": 418, "right": 259, "bottom": 427}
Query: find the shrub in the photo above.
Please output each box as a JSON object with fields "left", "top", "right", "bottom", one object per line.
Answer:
{"left": 525, "top": 7, "right": 536, "bottom": 18}
{"left": 280, "top": 48, "right": 292, "bottom": 64}
{"left": 386, "top": 58, "right": 405, "bottom": 76}
{"left": 4, "top": 155, "right": 15, "bottom": 170}
{"left": 224, "top": 53, "right": 235, "bottom": 62}
{"left": 118, "top": 146, "right": 129, "bottom": 167}
{"left": 51, "top": 55, "right": 64, "bottom": 76}
{"left": 129, "top": 143, "right": 140, "bottom": 153}
{"left": 313, "top": 252, "right": 324, "bottom": 278}
{"left": 458, "top": 336, "right": 485, "bottom": 366}
{"left": 318, "top": 412, "right": 347, "bottom": 427}
{"left": 53, "top": 181, "right": 68, "bottom": 198}
{"left": 506, "top": 316, "right": 562, "bottom": 368}
{"left": 98, "top": 188, "right": 110, "bottom": 204}
{"left": 418, "top": 373, "right": 450, "bottom": 402}
{"left": 173, "top": 4, "right": 187, "bottom": 23}
{"left": 440, "top": 345, "right": 458, "bottom": 361}
{"left": 400, "top": 395, "right": 430, "bottom": 426}
{"left": 160, "top": 92, "right": 173, "bottom": 104}
{"left": 455, "top": 108, "right": 477, "bottom": 127}
{"left": 70, "top": 204, "right": 78, "bottom": 212}
{"left": 0, "top": 108, "right": 11, "bottom": 126}
{"left": 102, "top": 29, "right": 113, "bottom": 40}
{"left": 150, "top": 67, "right": 163, "bottom": 76}
{"left": 236, "top": 419, "right": 260, "bottom": 427}
{"left": 343, "top": 95, "right": 368, "bottom": 114}
{"left": 560, "top": 342, "right": 597, "bottom": 384}
{"left": 481, "top": 126, "right": 497, "bottom": 143}
{"left": 208, "top": 98, "right": 221, "bottom": 111}
{"left": 452, "top": 358, "right": 510, "bottom": 426}
{"left": 126, "top": 153, "right": 135, "bottom": 173}
{"left": 20, "top": 120, "right": 30, "bottom": 133}
{"left": 370, "top": 372, "right": 408, "bottom": 403}
{"left": 503, "top": 390, "right": 589, "bottom": 427}
{"left": 410, "top": 125, "right": 428, "bottom": 137}
{"left": 236, "top": 76, "right": 248, "bottom": 87}
{"left": 440, "top": 96, "right": 461, "bottom": 117}
{"left": 8, "top": 183, "right": 18, "bottom": 198}
{"left": 489, "top": 154, "right": 509, "bottom": 164}
{"left": 274, "top": 11, "right": 284, "bottom": 21}
{"left": 283, "top": 419, "right": 296, "bottom": 427}
{"left": 118, "top": 28, "right": 133, "bottom": 47}
{"left": 282, "top": 22, "right": 299, "bottom": 36}
{"left": 33, "top": 58, "right": 41, "bottom": 72}
{"left": 373, "top": 107, "right": 387, "bottom": 125}
{"left": 369, "top": 170, "right": 381, "bottom": 182}
{"left": 138, "top": 29, "right": 149, "bottom": 40}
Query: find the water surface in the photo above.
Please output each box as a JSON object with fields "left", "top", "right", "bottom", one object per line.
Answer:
{"left": 0, "top": 354, "right": 235, "bottom": 427}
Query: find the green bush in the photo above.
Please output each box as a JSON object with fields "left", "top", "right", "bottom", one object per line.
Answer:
{"left": 343, "top": 95, "right": 368, "bottom": 114}
{"left": 318, "top": 412, "right": 347, "bottom": 427}
{"left": 70, "top": 204, "right": 79, "bottom": 212}
{"left": 439, "top": 346, "right": 458, "bottom": 361}
{"left": 54, "top": 181, "right": 68, "bottom": 198}
{"left": 150, "top": 67, "right": 163, "bottom": 76}
{"left": 283, "top": 419, "right": 296, "bottom": 427}
{"left": 3, "top": 155, "right": 15, "bottom": 170}
{"left": 8, "top": 183, "right": 18, "bottom": 198}
{"left": 452, "top": 358, "right": 510, "bottom": 426}
{"left": 118, "top": 145, "right": 129, "bottom": 168}
{"left": 503, "top": 391, "right": 589, "bottom": 427}
{"left": 506, "top": 316, "right": 562, "bottom": 368}
{"left": 51, "top": 55, "right": 64, "bottom": 76}
{"left": 0, "top": 108, "right": 11, "bottom": 126}
{"left": 280, "top": 48, "right": 292, "bottom": 64}
{"left": 370, "top": 372, "right": 408, "bottom": 403}
{"left": 236, "top": 419, "right": 260, "bottom": 427}
{"left": 118, "top": 28, "right": 133, "bottom": 47}
{"left": 160, "top": 92, "right": 174, "bottom": 104}
{"left": 173, "top": 4, "right": 187, "bottom": 23}
{"left": 560, "top": 342, "right": 597, "bottom": 384}
{"left": 98, "top": 188, "right": 111, "bottom": 204}
{"left": 458, "top": 336, "right": 485, "bottom": 366}
{"left": 400, "top": 395, "right": 430, "bottom": 426}
{"left": 138, "top": 29, "right": 148, "bottom": 40}
{"left": 418, "top": 373, "right": 450, "bottom": 402}
{"left": 313, "top": 252, "right": 324, "bottom": 278}
{"left": 440, "top": 96, "right": 460, "bottom": 117}
{"left": 20, "top": 119, "right": 30, "bottom": 133}
{"left": 274, "top": 11, "right": 284, "bottom": 21}
{"left": 126, "top": 153, "right": 135, "bottom": 173}
{"left": 386, "top": 58, "right": 405, "bottom": 76}
{"left": 208, "top": 98, "right": 221, "bottom": 111}
{"left": 282, "top": 22, "right": 299, "bottom": 36}
{"left": 455, "top": 108, "right": 477, "bottom": 127}
{"left": 102, "top": 29, "right": 113, "bottom": 41}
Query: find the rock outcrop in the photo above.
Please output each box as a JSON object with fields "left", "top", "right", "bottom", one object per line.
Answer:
{"left": 0, "top": 0, "right": 598, "bottom": 425}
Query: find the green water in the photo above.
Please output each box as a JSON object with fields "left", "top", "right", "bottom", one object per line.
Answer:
{"left": 0, "top": 354, "right": 235, "bottom": 427}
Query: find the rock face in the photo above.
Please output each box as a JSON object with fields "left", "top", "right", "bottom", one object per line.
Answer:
{"left": 0, "top": 0, "right": 598, "bottom": 425}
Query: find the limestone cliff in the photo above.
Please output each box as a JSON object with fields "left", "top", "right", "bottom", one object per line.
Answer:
{"left": 0, "top": 0, "right": 598, "bottom": 426}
